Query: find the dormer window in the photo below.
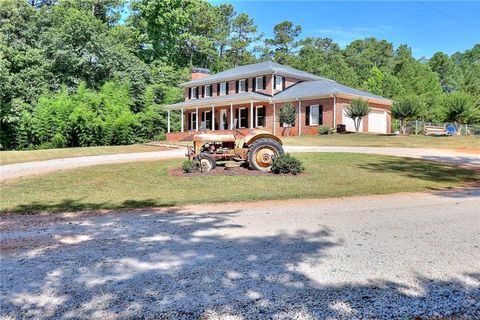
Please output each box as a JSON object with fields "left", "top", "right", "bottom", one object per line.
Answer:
{"left": 219, "top": 82, "right": 227, "bottom": 95}
{"left": 204, "top": 85, "right": 211, "bottom": 97}
{"left": 190, "top": 87, "right": 197, "bottom": 99}
{"left": 238, "top": 79, "right": 246, "bottom": 93}
{"left": 275, "top": 75, "right": 283, "bottom": 90}
{"left": 255, "top": 76, "right": 265, "bottom": 91}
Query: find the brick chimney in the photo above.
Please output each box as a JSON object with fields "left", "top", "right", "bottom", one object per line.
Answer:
{"left": 191, "top": 67, "right": 210, "bottom": 80}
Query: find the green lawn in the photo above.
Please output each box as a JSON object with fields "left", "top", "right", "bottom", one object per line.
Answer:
{"left": 0, "top": 144, "right": 169, "bottom": 165}
{"left": 2, "top": 153, "right": 477, "bottom": 213}
{"left": 282, "top": 134, "right": 480, "bottom": 151}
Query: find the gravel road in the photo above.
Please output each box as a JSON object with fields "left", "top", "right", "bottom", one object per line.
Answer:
{"left": 1, "top": 189, "right": 479, "bottom": 319}
{"left": 1, "top": 146, "right": 479, "bottom": 181}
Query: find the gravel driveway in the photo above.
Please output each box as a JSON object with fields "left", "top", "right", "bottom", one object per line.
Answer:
{"left": 1, "top": 146, "right": 479, "bottom": 181}
{"left": 1, "top": 190, "right": 479, "bottom": 319}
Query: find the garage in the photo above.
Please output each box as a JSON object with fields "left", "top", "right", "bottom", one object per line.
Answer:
{"left": 368, "top": 109, "right": 388, "bottom": 134}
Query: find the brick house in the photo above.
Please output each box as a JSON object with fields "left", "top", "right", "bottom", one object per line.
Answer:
{"left": 165, "top": 61, "right": 392, "bottom": 141}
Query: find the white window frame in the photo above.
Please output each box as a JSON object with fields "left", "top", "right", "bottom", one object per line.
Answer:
{"left": 238, "top": 107, "right": 247, "bottom": 128}
{"left": 204, "top": 85, "right": 211, "bottom": 97}
{"left": 238, "top": 79, "right": 246, "bottom": 93}
{"left": 255, "top": 76, "right": 264, "bottom": 91}
{"left": 190, "top": 112, "right": 197, "bottom": 130}
{"left": 274, "top": 75, "right": 283, "bottom": 90}
{"left": 255, "top": 106, "right": 265, "bottom": 128}
{"left": 220, "top": 82, "right": 227, "bottom": 95}
{"left": 191, "top": 87, "right": 197, "bottom": 99}
{"left": 309, "top": 105, "right": 320, "bottom": 126}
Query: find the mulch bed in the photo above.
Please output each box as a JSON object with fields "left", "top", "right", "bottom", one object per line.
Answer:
{"left": 169, "top": 165, "right": 275, "bottom": 176}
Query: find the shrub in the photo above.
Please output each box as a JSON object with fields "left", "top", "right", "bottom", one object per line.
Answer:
{"left": 392, "top": 95, "right": 423, "bottom": 135}
{"left": 271, "top": 153, "right": 304, "bottom": 175}
{"left": 318, "top": 125, "right": 332, "bottom": 135}
{"left": 182, "top": 159, "right": 198, "bottom": 173}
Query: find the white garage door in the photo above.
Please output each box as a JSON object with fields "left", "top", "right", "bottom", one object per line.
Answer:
{"left": 342, "top": 109, "right": 363, "bottom": 132}
{"left": 368, "top": 110, "right": 387, "bottom": 134}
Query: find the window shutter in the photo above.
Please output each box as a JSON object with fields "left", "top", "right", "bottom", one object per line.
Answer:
{"left": 217, "top": 83, "right": 220, "bottom": 96}
{"left": 201, "top": 86, "right": 204, "bottom": 98}
{"left": 188, "top": 88, "right": 191, "bottom": 99}
{"left": 319, "top": 105, "right": 323, "bottom": 125}
{"left": 236, "top": 109, "right": 239, "bottom": 128}
{"left": 263, "top": 75, "right": 266, "bottom": 90}
{"left": 252, "top": 78, "right": 256, "bottom": 91}
{"left": 245, "top": 107, "right": 249, "bottom": 127}
{"left": 305, "top": 106, "right": 310, "bottom": 126}
{"left": 236, "top": 80, "right": 239, "bottom": 93}
{"left": 226, "top": 82, "right": 229, "bottom": 95}
{"left": 245, "top": 79, "right": 249, "bottom": 91}
{"left": 282, "top": 77, "right": 285, "bottom": 90}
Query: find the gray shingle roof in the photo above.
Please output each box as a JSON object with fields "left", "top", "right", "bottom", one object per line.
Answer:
{"left": 273, "top": 80, "right": 392, "bottom": 102}
{"left": 182, "top": 61, "right": 327, "bottom": 87}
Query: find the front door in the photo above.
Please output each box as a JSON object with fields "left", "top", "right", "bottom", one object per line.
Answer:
{"left": 219, "top": 109, "right": 227, "bottom": 130}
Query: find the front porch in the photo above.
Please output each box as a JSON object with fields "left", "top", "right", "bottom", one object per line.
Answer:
{"left": 166, "top": 102, "right": 300, "bottom": 141}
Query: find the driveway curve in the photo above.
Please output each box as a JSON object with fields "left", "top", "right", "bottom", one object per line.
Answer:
{"left": 1, "top": 146, "right": 478, "bottom": 181}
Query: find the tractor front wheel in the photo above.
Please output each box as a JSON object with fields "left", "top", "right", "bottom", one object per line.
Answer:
{"left": 198, "top": 153, "right": 216, "bottom": 172}
{"left": 248, "top": 138, "right": 284, "bottom": 171}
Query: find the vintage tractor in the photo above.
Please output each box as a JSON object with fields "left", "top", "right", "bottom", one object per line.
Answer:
{"left": 186, "top": 130, "right": 284, "bottom": 172}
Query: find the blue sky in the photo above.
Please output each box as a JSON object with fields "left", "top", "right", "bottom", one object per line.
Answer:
{"left": 210, "top": 1, "right": 480, "bottom": 58}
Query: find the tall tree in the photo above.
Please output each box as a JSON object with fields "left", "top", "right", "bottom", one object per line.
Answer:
{"left": 428, "top": 52, "right": 456, "bottom": 92}
{"left": 225, "top": 13, "right": 260, "bottom": 67}
{"left": 265, "top": 21, "right": 302, "bottom": 63}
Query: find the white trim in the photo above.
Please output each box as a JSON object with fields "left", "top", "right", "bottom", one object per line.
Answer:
{"left": 204, "top": 84, "right": 211, "bottom": 98}
{"left": 219, "top": 109, "right": 227, "bottom": 130}
{"left": 238, "top": 107, "right": 247, "bottom": 129}
{"left": 298, "top": 100, "right": 301, "bottom": 135}
{"left": 191, "top": 87, "right": 197, "bottom": 99}
{"left": 167, "top": 110, "right": 171, "bottom": 133}
{"left": 191, "top": 111, "right": 197, "bottom": 131}
{"left": 255, "top": 76, "right": 264, "bottom": 91}
{"left": 211, "top": 105, "right": 215, "bottom": 131}
{"left": 255, "top": 105, "right": 265, "bottom": 128}
{"left": 195, "top": 107, "right": 199, "bottom": 131}
{"left": 230, "top": 103, "right": 234, "bottom": 130}
{"left": 309, "top": 105, "right": 320, "bottom": 126}
{"left": 273, "top": 103, "right": 276, "bottom": 135}
{"left": 250, "top": 101, "right": 254, "bottom": 128}
{"left": 238, "top": 79, "right": 246, "bottom": 93}
{"left": 219, "top": 82, "right": 227, "bottom": 96}
{"left": 274, "top": 75, "right": 283, "bottom": 91}
{"left": 181, "top": 108, "right": 184, "bottom": 132}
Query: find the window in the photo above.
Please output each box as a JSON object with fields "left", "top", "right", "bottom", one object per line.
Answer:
{"left": 256, "top": 106, "right": 265, "bottom": 127}
{"left": 255, "top": 76, "right": 264, "bottom": 91}
{"left": 204, "top": 85, "right": 211, "bottom": 97}
{"left": 306, "top": 105, "right": 322, "bottom": 126}
{"left": 190, "top": 112, "right": 197, "bottom": 130}
{"left": 238, "top": 79, "right": 246, "bottom": 93}
{"left": 238, "top": 107, "right": 248, "bottom": 128}
{"left": 220, "top": 82, "right": 227, "bottom": 95}
{"left": 190, "top": 87, "right": 197, "bottom": 99}
{"left": 274, "top": 75, "right": 283, "bottom": 90}
{"left": 202, "top": 111, "right": 212, "bottom": 130}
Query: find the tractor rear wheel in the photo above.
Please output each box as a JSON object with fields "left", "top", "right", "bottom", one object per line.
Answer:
{"left": 247, "top": 138, "right": 284, "bottom": 171}
{"left": 198, "top": 153, "right": 216, "bottom": 172}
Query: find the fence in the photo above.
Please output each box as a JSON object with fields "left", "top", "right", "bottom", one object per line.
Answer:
{"left": 392, "top": 120, "right": 479, "bottom": 136}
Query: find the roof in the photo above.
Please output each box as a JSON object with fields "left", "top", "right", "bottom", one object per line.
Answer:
{"left": 273, "top": 80, "right": 392, "bottom": 103}
{"left": 181, "top": 61, "right": 328, "bottom": 87}
{"left": 166, "top": 92, "right": 272, "bottom": 109}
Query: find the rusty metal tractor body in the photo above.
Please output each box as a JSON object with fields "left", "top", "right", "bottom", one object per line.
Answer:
{"left": 186, "top": 130, "right": 284, "bottom": 172}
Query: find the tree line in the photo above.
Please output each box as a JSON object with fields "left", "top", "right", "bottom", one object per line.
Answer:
{"left": 1, "top": 0, "right": 479, "bottom": 150}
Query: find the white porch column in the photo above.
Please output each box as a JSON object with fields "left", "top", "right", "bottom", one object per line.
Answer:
{"left": 298, "top": 100, "right": 301, "bottom": 135}
{"left": 211, "top": 105, "right": 215, "bottom": 131}
{"left": 181, "top": 108, "right": 184, "bottom": 132}
{"left": 250, "top": 101, "right": 254, "bottom": 128}
{"left": 273, "top": 103, "right": 276, "bottom": 135}
{"left": 167, "top": 110, "right": 171, "bottom": 133}
{"left": 230, "top": 103, "right": 233, "bottom": 130}
{"left": 196, "top": 107, "right": 199, "bottom": 131}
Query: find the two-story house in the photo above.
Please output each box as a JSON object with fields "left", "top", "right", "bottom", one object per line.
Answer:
{"left": 165, "top": 61, "right": 392, "bottom": 141}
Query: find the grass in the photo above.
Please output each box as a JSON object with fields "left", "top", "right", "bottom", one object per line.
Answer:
{"left": 282, "top": 134, "right": 479, "bottom": 151}
{"left": 0, "top": 144, "right": 169, "bottom": 165}
{"left": 1, "top": 153, "right": 477, "bottom": 213}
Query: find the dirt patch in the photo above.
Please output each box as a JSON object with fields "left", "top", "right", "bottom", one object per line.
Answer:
{"left": 454, "top": 148, "right": 480, "bottom": 155}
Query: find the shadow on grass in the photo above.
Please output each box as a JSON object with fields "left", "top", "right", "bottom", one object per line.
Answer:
{"left": 4, "top": 198, "right": 177, "bottom": 214}
{"left": 1, "top": 208, "right": 478, "bottom": 318}
{"left": 357, "top": 157, "right": 478, "bottom": 185}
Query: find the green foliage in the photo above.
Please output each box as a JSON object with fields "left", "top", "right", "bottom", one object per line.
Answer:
{"left": 277, "top": 103, "right": 296, "bottom": 127}
{"left": 271, "top": 153, "right": 304, "bottom": 175}
{"left": 344, "top": 99, "right": 370, "bottom": 133}
{"left": 318, "top": 125, "right": 332, "bottom": 135}
{"left": 182, "top": 159, "right": 198, "bottom": 173}
{"left": 392, "top": 96, "right": 424, "bottom": 135}
{"left": 439, "top": 92, "right": 479, "bottom": 133}
{"left": 265, "top": 21, "right": 302, "bottom": 63}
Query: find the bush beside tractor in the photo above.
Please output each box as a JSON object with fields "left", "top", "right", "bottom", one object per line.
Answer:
{"left": 186, "top": 130, "right": 284, "bottom": 172}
